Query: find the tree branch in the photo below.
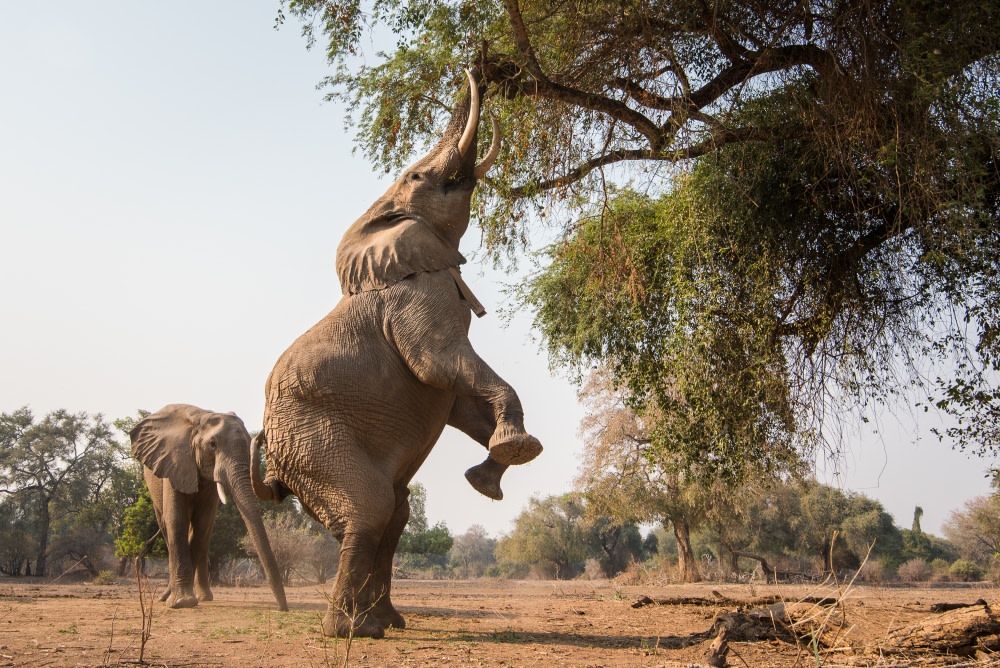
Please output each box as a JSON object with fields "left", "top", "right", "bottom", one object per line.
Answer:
{"left": 508, "top": 123, "right": 809, "bottom": 197}
{"left": 494, "top": 2, "right": 664, "bottom": 149}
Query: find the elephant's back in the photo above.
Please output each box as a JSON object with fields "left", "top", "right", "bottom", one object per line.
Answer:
{"left": 262, "top": 292, "right": 455, "bottom": 479}
{"left": 265, "top": 295, "right": 408, "bottom": 401}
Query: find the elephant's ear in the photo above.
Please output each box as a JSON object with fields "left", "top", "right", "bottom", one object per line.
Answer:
{"left": 130, "top": 404, "right": 203, "bottom": 494}
{"left": 336, "top": 212, "right": 466, "bottom": 295}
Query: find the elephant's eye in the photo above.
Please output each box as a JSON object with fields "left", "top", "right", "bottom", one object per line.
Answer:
{"left": 208, "top": 438, "right": 217, "bottom": 450}
{"left": 409, "top": 172, "right": 422, "bottom": 181}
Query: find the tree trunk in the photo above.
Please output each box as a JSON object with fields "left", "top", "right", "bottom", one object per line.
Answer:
{"left": 721, "top": 546, "right": 740, "bottom": 579}
{"left": 671, "top": 519, "right": 702, "bottom": 583}
{"left": 35, "top": 495, "right": 50, "bottom": 577}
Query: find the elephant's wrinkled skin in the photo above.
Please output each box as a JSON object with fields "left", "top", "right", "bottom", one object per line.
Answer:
{"left": 131, "top": 404, "right": 287, "bottom": 611}
{"left": 256, "top": 70, "right": 541, "bottom": 638}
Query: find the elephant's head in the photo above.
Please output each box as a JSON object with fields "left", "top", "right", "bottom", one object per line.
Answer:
{"left": 336, "top": 68, "right": 500, "bottom": 294}
{"left": 130, "top": 404, "right": 289, "bottom": 611}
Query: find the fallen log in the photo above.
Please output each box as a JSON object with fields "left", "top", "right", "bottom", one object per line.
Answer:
{"left": 930, "top": 599, "right": 987, "bottom": 613}
{"left": 631, "top": 592, "right": 838, "bottom": 609}
{"left": 886, "top": 598, "right": 1000, "bottom": 655}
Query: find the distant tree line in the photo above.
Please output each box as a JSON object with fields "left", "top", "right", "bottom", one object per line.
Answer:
{"left": 3, "top": 406, "right": 997, "bottom": 586}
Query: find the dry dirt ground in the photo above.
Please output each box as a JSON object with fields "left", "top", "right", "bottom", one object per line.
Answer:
{"left": 0, "top": 576, "right": 997, "bottom": 667}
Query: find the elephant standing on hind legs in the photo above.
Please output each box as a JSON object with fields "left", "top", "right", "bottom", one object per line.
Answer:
{"left": 253, "top": 69, "right": 541, "bottom": 639}
{"left": 130, "top": 404, "right": 287, "bottom": 611}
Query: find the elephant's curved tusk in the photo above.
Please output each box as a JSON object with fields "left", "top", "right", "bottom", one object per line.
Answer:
{"left": 474, "top": 112, "right": 501, "bottom": 179}
{"left": 456, "top": 68, "right": 480, "bottom": 161}
{"left": 216, "top": 481, "right": 229, "bottom": 505}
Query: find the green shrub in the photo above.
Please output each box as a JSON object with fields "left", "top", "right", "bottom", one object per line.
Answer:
{"left": 92, "top": 569, "right": 117, "bottom": 585}
{"left": 949, "top": 559, "right": 984, "bottom": 582}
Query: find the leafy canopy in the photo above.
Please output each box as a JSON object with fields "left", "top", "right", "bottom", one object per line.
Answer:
{"left": 281, "top": 0, "right": 1000, "bottom": 458}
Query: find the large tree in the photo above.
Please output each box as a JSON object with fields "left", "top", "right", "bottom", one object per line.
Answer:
{"left": 0, "top": 408, "right": 129, "bottom": 577}
{"left": 449, "top": 524, "right": 498, "bottom": 577}
{"left": 282, "top": 0, "right": 1000, "bottom": 461}
{"left": 942, "top": 494, "right": 1000, "bottom": 565}
{"left": 495, "top": 493, "right": 590, "bottom": 578}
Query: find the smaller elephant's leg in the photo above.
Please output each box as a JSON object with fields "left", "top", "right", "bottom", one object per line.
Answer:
{"left": 162, "top": 492, "right": 198, "bottom": 609}
{"left": 189, "top": 489, "right": 218, "bottom": 602}
{"left": 369, "top": 487, "right": 410, "bottom": 630}
{"left": 448, "top": 396, "right": 510, "bottom": 500}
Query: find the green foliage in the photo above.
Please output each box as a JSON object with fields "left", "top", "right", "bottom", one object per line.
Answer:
{"left": 528, "top": 188, "right": 806, "bottom": 483}
{"left": 115, "top": 485, "right": 165, "bottom": 559}
{"left": 398, "top": 482, "right": 453, "bottom": 558}
{"left": 282, "top": 0, "right": 1000, "bottom": 466}
{"left": 0, "top": 407, "right": 131, "bottom": 576}
{"left": 495, "top": 493, "right": 589, "bottom": 579}
{"left": 0, "top": 495, "right": 37, "bottom": 575}
{"left": 92, "top": 569, "right": 117, "bottom": 585}
{"left": 583, "top": 517, "right": 646, "bottom": 577}
{"left": 949, "top": 558, "right": 984, "bottom": 582}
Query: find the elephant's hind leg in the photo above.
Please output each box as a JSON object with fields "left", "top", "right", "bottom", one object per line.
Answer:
{"left": 369, "top": 486, "right": 410, "bottom": 630}
{"left": 319, "top": 476, "right": 394, "bottom": 639}
{"left": 324, "top": 528, "right": 389, "bottom": 639}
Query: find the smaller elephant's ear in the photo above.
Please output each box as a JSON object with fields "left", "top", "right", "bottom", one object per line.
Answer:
{"left": 130, "top": 404, "right": 202, "bottom": 494}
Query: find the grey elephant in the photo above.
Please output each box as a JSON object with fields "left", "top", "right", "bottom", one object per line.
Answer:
{"left": 253, "top": 69, "right": 541, "bottom": 638}
{"left": 130, "top": 404, "right": 288, "bottom": 611}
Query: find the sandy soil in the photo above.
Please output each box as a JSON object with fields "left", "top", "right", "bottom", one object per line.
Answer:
{"left": 0, "top": 576, "right": 995, "bottom": 667}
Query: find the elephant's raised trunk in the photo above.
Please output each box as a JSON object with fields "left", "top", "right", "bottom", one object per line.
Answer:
{"left": 434, "top": 68, "right": 500, "bottom": 181}
{"left": 223, "top": 463, "right": 288, "bottom": 611}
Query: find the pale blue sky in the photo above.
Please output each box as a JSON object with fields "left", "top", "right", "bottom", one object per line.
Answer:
{"left": 1, "top": 1, "right": 993, "bottom": 537}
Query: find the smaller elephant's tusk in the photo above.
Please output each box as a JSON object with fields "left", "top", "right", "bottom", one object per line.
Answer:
{"left": 216, "top": 481, "right": 229, "bottom": 505}
{"left": 474, "top": 112, "right": 501, "bottom": 179}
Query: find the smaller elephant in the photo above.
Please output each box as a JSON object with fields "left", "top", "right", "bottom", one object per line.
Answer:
{"left": 130, "top": 404, "right": 287, "bottom": 611}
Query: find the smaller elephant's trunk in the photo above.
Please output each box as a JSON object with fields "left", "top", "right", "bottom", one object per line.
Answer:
{"left": 225, "top": 465, "right": 288, "bottom": 611}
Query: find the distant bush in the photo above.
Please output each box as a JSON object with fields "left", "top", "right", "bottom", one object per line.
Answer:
{"left": 949, "top": 559, "right": 984, "bottom": 582}
{"left": 92, "top": 570, "right": 117, "bottom": 585}
{"left": 856, "top": 560, "right": 886, "bottom": 584}
{"left": 897, "top": 558, "right": 932, "bottom": 582}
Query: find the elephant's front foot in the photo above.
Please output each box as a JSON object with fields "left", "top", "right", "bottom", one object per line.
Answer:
{"left": 488, "top": 423, "right": 542, "bottom": 466}
{"left": 322, "top": 606, "right": 385, "bottom": 639}
{"left": 373, "top": 599, "right": 406, "bottom": 630}
{"left": 197, "top": 589, "right": 214, "bottom": 602}
{"left": 166, "top": 592, "right": 199, "bottom": 609}
{"left": 465, "top": 458, "right": 509, "bottom": 500}
{"left": 160, "top": 583, "right": 199, "bottom": 608}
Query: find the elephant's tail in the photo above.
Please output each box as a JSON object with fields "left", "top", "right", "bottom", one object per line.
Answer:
{"left": 250, "top": 432, "right": 291, "bottom": 503}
